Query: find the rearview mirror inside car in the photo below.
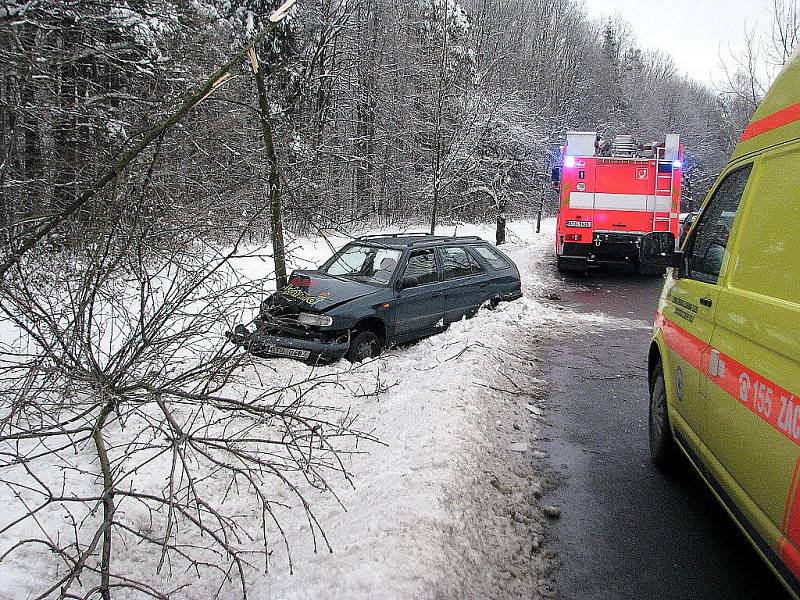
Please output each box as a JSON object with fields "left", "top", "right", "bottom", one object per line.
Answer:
{"left": 639, "top": 232, "right": 682, "bottom": 269}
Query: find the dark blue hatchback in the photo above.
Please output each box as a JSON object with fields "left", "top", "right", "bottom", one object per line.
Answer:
{"left": 230, "top": 233, "right": 523, "bottom": 363}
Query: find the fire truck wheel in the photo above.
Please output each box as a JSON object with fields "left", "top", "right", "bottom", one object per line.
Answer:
{"left": 649, "top": 361, "right": 678, "bottom": 470}
{"left": 556, "top": 256, "right": 586, "bottom": 274}
{"left": 636, "top": 262, "right": 666, "bottom": 277}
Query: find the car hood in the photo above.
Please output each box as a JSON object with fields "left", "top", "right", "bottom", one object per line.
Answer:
{"left": 272, "top": 271, "right": 382, "bottom": 312}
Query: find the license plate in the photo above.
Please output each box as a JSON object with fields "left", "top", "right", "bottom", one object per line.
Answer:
{"left": 567, "top": 220, "right": 592, "bottom": 228}
{"left": 264, "top": 344, "right": 311, "bottom": 359}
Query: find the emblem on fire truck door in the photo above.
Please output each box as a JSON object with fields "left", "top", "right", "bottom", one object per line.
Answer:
{"left": 636, "top": 168, "right": 649, "bottom": 180}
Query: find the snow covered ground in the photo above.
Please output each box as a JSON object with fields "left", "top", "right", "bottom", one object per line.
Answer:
{"left": 0, "top": 219, "right": 618, "bottom": 599}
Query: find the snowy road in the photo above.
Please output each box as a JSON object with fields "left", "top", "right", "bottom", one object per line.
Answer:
{"left": 541, "top": 267, "right": 791, "bottom": 600}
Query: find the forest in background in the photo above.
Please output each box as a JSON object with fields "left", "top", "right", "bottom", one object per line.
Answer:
{"left": 1, "top": 0, "right": 798, "bottom": 245}
{"left": 2, "top": 3, "right": 800, "bottom": 597}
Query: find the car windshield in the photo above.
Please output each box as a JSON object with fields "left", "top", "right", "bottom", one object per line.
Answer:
{"left": 323, "top": 244, "right": 402, "bottom": 285}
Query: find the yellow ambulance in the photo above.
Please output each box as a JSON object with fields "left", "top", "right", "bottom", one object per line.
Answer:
{"left": 640, "top": 52, "right": 800, "bottom": 597}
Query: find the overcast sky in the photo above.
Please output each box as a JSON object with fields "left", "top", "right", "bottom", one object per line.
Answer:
{"left": 583, "top": 0, "right": 773, "bottom": 86}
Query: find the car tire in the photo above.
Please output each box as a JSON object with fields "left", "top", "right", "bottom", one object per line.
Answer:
{"left": 471, "top": 297, "right": 498, "bottom": 317}
{"left": 480, "top": 298, "right": 499, "bottom": 310}
{"left": 649, "top": 361, "right": 678, "bottom": 470}
{"left": 346, "top": 330, "right": 382, "bottom": 363}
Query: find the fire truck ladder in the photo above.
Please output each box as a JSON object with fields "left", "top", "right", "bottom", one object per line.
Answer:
{"left": 652, "top": 146, "right": 674, "bottom": 232}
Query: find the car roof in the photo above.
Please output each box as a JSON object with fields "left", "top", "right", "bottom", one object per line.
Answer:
{"left": 354, "top": 233, "right": 486, "bottom": 249}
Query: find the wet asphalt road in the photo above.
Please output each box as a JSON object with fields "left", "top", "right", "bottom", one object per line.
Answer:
{"left": 541, "top": 264, "right": 790, "bottom": 600}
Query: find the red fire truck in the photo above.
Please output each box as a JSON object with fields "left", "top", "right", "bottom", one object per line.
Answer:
{"left": 554, "top": 131, "right": 683, "bottom": 274}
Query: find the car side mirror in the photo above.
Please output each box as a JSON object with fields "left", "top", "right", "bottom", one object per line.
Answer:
{"left": 400, "top": 276, "right": 418, "bottom": 290}
{"left": 639, "top": 232, "right": 682, "bottom": 269}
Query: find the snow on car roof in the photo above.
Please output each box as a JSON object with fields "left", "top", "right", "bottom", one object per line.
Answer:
{"left": 356, "top": 233, "right": 484, "bottom": 248}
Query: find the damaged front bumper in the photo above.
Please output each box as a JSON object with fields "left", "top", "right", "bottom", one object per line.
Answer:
{"left": 227, "top": 320, "right": 351, "bottom": 364}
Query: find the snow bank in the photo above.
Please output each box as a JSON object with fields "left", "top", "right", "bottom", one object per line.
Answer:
{"left": 0, "top": 218, "right": 610, "bottom": 599}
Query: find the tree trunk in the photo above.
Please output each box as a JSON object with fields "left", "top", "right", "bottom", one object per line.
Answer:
{"left": 250, "top": 48, "right": 288, "bottom": 290}
{"left": 496, "top": 197, "right": 507, "bottom": 245}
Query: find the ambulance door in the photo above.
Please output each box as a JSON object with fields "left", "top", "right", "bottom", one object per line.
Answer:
{"left": 662, "top": 166, "right": 753, "bottom": 445}
{"left": 704, "top": 148, "right": 800, "bottom": 577}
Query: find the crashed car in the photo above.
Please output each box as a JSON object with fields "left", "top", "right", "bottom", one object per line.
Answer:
{"left": 229, "top": 233, "right": 522, "bottom": 363}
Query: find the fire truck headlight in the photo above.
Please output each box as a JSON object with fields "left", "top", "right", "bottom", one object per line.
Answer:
{"left": 672, "top": 160, "right": 683, "bottom": 169}
{"left": 564, "top": 156, "right": 576, "bottom": 168}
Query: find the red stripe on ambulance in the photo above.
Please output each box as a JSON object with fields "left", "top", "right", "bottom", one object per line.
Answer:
{"left": 715, "top": 353, "right": 800, "bottom": 446}
{"left": 659, "top": 313, "right": 800, "bottom": 446}
{"left": 658, "top": 313, "right": 707, "bottom": 375}
{"left": 779, "top": 537, "right": 800, "bottom": 581}
{"left": 741, "top": 102, "right": 800, "bottom": 142}
{"left": 782, "top": 456, "right": 800, "bottom": 582}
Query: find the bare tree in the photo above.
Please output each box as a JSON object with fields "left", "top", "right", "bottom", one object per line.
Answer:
{"left": 0, "top": 183, "right": 382, "bottom": 598}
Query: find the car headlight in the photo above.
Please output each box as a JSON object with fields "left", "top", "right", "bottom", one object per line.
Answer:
{"left": 297, "top": 312, "right": 333, "bottom": 328}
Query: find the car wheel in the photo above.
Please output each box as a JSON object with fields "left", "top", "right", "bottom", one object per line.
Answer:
{"left": 470, "top": 297, "right": 498, "bottom": 317}
{"left": 649, "top": 361, "right": 678, "bottom": 469}
{"left": 346, "top": 330, "right": 382, "bottom": 363}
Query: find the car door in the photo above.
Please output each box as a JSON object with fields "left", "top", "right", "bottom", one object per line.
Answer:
{"left": 703, "top": 149, "right": 800, "bottom": 571}
{"left": 662, "top": 165, "right": 753, "bottom": 446}
{"left": 392, "top": 249, "right": 446, "bottom": 342}
{"left": 437, "top": 245, "right": 487, "bottom": 324}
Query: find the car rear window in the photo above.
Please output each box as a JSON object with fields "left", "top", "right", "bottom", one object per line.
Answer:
{"left": 472, "top": 245, "right": 510, "bottom": 270}
{"left": 440, "top": 246, "right": 484, "bottom": 280}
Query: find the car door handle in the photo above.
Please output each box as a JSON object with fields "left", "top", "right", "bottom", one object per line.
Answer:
{"left": 700, "top": 297, "right": 713, "bottom": 308}
{"left": 432, "top": 292, "right": 442, "bottom": 298}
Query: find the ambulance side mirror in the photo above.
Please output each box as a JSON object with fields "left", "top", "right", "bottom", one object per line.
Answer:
{"left": 640, "top": 232, "right": 683, "bottom": 270}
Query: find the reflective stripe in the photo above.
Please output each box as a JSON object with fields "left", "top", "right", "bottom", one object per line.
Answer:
{"left": 568, "top": 192, "right": 594, "bottom": 209}
{"left": 779, "top": 537, "right": 800, "bottom": 582}
{"left": 785, "top": 459, "right": 800, "bottom": 533}
{"left": 741, "top": 102, "right": 800, "bottom": 142}
{"left": 569, "top": 192, "right": 672, "bottom": 212}
{"left": 660, "top": 312, "right": 800, "bottom": 446}
{"left": 659, "top": 313, "right": 707, "bottom": 373}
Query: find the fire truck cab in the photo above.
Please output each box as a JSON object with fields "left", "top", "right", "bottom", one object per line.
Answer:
{"left": 554, "top": 131, "right": 683, "bottom": 274}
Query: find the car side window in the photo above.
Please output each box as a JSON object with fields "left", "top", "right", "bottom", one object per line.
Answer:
{"left": 403, "top": 250, "right": 438, "bottom": 287}
{"left": 686, "top": 166, "right": 752, "bottom": 284}
{"left": 472, "top": 245, "right": 510, "bottom": 270}
{"left": 440, "top": 246, "right": 485, "bottom": 280}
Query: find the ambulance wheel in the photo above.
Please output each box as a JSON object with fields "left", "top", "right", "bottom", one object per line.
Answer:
{"left": 649, "top": 362, "right": 677, "bottom": 470}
